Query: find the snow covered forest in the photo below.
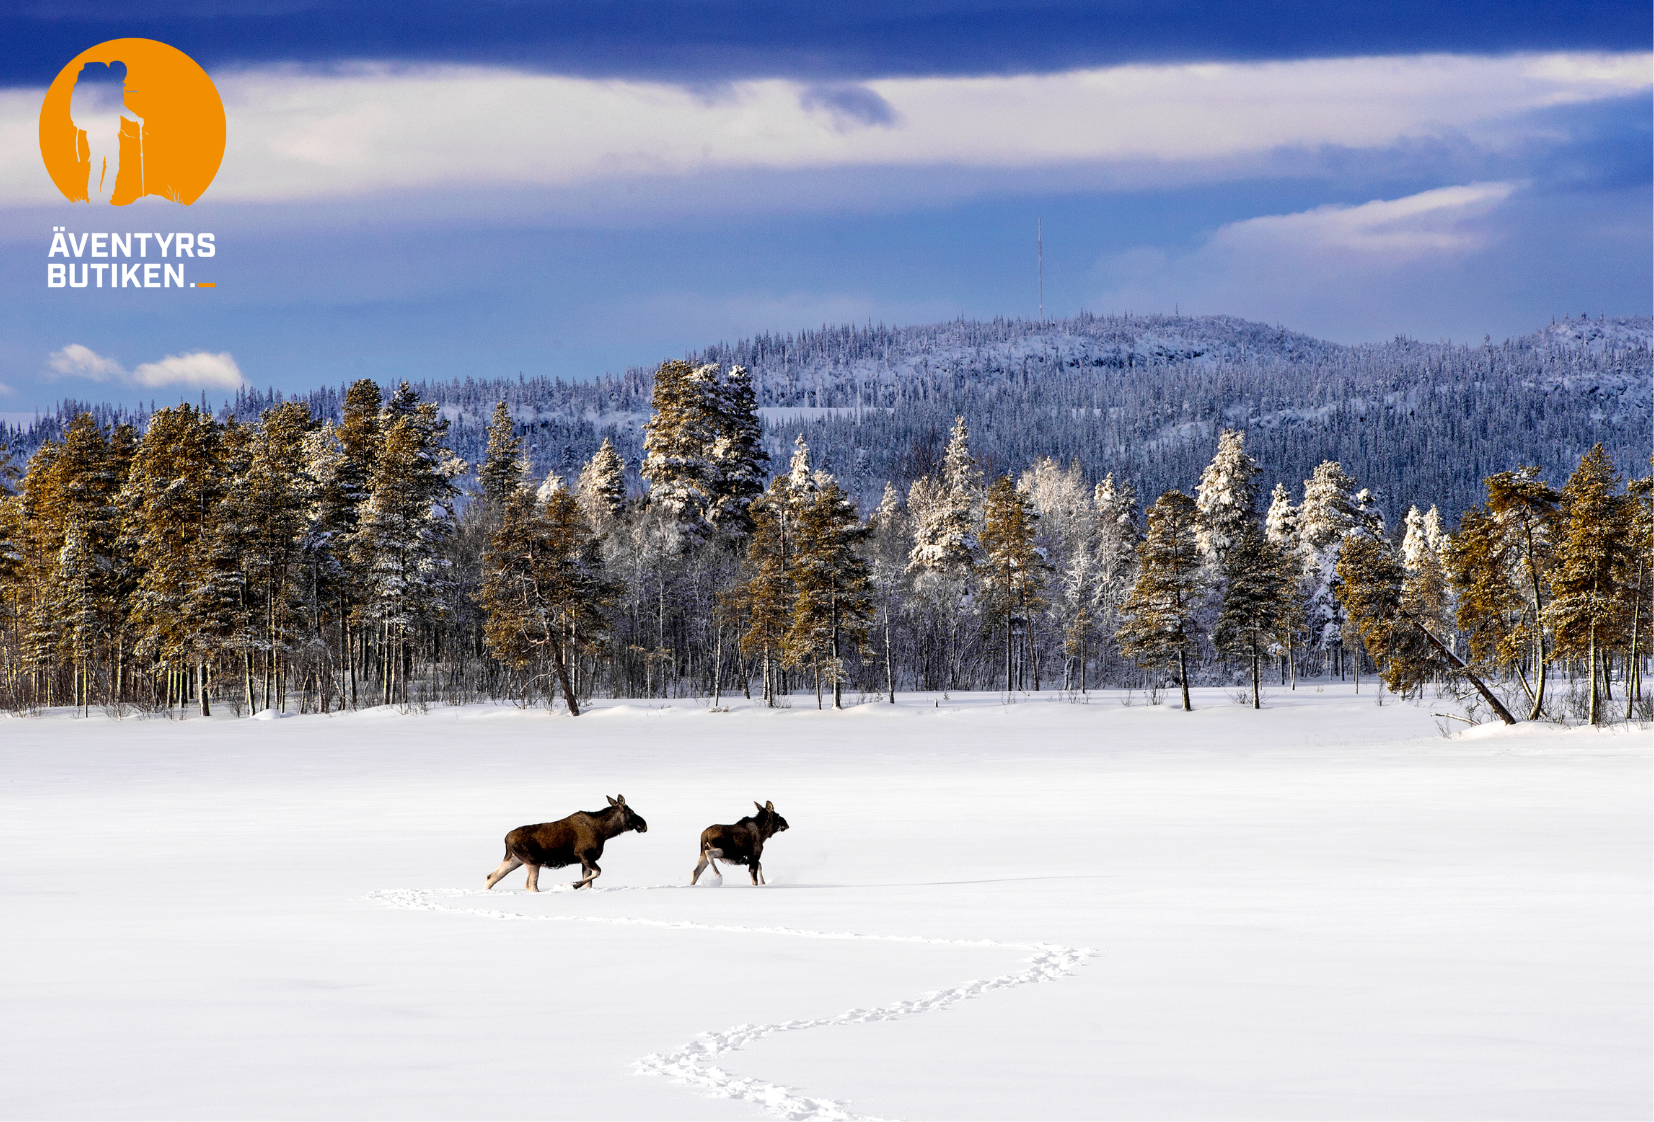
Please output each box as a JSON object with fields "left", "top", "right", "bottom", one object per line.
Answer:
{"left": 7, "top": 311, "right": 1647, "bottom": 521}
{"left": 0, "top": 313, "right": 1647, "bottom": 721}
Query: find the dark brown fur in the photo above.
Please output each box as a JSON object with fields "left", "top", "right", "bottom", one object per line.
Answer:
{"left": 485, "top": 794, "right": 648, "bottom": 891}
{"left": 692, "top": 801, "right": 789, "bottom": 885}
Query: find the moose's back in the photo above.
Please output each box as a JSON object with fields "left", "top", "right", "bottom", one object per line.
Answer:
{"left": 505, "top": 817, "right": 590, "bottom": 868}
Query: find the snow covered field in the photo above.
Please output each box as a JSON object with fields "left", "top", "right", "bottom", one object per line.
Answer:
{"left": 1, "top": 687, "right": 1648, "bottom": 1121}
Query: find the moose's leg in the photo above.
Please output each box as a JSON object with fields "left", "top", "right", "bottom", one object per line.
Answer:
{"left": 691, "top": 850, "right": 711, "bottom": 885}
{"left": 524, "top": 864, "right": 542, "bottom": 892}
{"left": 572, "top": 855, "right": 601, "bottom": 889}
{"left": 751, "top": 861, "right": 762, "bottom": 886}
{"left": 485, "top": 855, "right": 523, "bottom": 890}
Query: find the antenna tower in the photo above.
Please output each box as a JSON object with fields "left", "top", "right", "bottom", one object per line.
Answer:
{"left": 1037, "top": 218, "right": 1043, "bottom": 324}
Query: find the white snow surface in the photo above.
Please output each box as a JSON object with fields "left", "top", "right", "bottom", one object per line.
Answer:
{"left": 1, "top": 688, "right": 1648, "bottom": 1121}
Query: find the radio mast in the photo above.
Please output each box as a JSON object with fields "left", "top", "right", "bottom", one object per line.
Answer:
{"left": 1037, "top": 218, "right": 1043, "bottom": 324}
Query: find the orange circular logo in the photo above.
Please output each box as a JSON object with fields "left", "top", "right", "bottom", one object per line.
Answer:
{"left": 39, "top": 38, "right": 225, "bottom": 206}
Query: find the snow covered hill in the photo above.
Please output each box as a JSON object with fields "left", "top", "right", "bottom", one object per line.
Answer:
{"left": 1, "top": 690, "right": 1648, "bottom": 1119}
{"left": 6, "top": 312, "right": 1648, "bottom": 521}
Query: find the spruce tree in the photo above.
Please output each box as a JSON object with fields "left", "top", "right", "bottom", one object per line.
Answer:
{"left": 1195, "top": 429, "right": 1262, "bottom": 568}
{"left": 1264, "top": 483, "right": 1299, "bottom": 553}
{"left": 707, "top": 365, "right": 769, "bottom": 536}
{"left": 908, "top": 416, "right": 981, "bottom": 576}
{"left": 1296, "top": 460, "right": 1361, "bottom": 668}
{"left": 1117, "top": 490, "right": 1201, "bottom": 710}
{"left": 575, "top": 437, "right": 628, "bottom": 526}
{"left": 1213, "top": 522, "right": 1290, "bottom": 708}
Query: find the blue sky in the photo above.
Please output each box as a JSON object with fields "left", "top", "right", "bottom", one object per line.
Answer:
{"left": 1, "top": 1, "right": 1649, "bottom": 414}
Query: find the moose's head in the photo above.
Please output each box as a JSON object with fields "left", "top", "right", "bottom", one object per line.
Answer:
{"left": 755, "top": 800, "right": 789, "bottom": 835}
{"left": 607, "top": 794, "right": 647, "bottom": 833}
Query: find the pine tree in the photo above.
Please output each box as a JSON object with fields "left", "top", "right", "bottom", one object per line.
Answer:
{"left": 1445, "top": 467, "right": 1561, "bottom": 719}
{"left": 337, "top": 379, "right": 383, "bottom": 507}
{"left": 785, "top": 480, "right": 872, "bottom": 708}
{"left": 1337, "top": 535, "right": 1517, "bottom": 723}
{"left": 299, "top": 420, "right": 354, "bottom": 712}
{"left": 641, "top": 360, "right": 720, "bottom": 535}
{"left": 477, "top": 401, "right": 524, "bottom": 509}
{"left": 34, "top": 416, "right": 126, "bottom": 710}
{"left": 215, "top": 403, "right": 316, "bottom": 713}
{"left": 736, "top": 474, "right": 797, "bottom": 706}
{"left": 980, "top": 475, "right": 1047, "bottom": 692}
{"left": 477, "top": 487, "right": 615, "bottom": 714}
{"left": 1545, "top": 445, "right": 1631, "bottom": 725}
{"left": 1117, "top": 490, "right": 1202, "bottom": 710}
{"left": 1213, "top": 522, "right": 1290, "bottom": 708}
{"left": 121, "top": 404, "right": 225, "bottom": 714}
{"left": 351, "top": 400, "right": 462, "bottom": 707}
{"left": 1621, "top": 473, "right": 1652, "bottom": 716}
{"left": 1195, "top": 429, "right": 1262, "bottom": 568}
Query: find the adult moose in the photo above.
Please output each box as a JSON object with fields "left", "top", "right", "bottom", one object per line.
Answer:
{"left": 691, "top": 801, "right": 790, "bottom": 886}
{"left": 485, "top": 795, "right": 648, "bottom": 892}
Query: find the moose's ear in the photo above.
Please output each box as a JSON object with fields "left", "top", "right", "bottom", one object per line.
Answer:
{"left": 607, "top": 796, "right": 618, "bottom": 806}
{"left": 766, "top": 801, "right": 774, "bottom": 811}
{"left": 616, "top": 794, "right": 626, "bottom": 806}
{"left": 755, "top": 801, "right": 765, "bottom": 812}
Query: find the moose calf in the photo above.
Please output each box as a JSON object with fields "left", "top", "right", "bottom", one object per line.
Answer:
{"left": 692, "top": 800, "right": 790, "bottom": 886}
{"left": 485, "top": 795, "right": 648, "bottom": 892}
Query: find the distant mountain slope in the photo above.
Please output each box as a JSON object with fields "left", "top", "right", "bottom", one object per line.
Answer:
{"left": 5, "top": 312, "right": 1648, "bottom": 524}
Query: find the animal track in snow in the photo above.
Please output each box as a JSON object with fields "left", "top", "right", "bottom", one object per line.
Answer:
{"left": 367, "top": 887, "right": 1096, "bottom": 1121}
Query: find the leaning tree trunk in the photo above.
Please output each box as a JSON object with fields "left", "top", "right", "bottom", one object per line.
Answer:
{"left": 549, "top": 630, "right": 580, "bottom": 717}
{"left": 1403, "top": 610, "right": 1519, "bottom": 725}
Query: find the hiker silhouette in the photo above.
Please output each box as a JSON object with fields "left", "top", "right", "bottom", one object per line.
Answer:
{"left": 69, "top": 60, "right": 143, "bottom": 204}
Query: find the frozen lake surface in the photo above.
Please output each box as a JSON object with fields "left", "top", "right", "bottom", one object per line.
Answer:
{"left": 1, "top": 686, "right": 1648, "bottom": 1120}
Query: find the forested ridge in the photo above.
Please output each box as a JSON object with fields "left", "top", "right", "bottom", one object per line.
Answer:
{"left": 0, "top": 312, "right": 1647, "bottom": 722}
{"left": 6, "top": 311, "right": 1647, "bottom": 524}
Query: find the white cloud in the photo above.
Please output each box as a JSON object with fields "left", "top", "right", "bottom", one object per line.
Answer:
{"left": 0, "top": 51, "right": 1646, "bottom": 207}
{"left": 47, "top": 343, "right": 125, "bottom": 381}
{"left": 1088, "top": 182, "right": 1530, "bottom": 340}
{"left": 45, "top": 345, "right": 245, "bottom": 390}
{"left": 131, "top": 351, "right": 244, "bottom": 390}
{"left": 1209, "top": 182, "right": 1518, "bottom": 261}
